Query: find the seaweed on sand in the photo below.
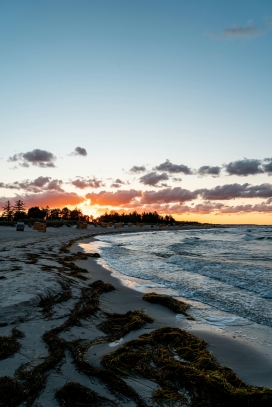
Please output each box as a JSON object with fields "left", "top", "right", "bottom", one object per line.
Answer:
{"left": 55, "top": 382, "right": 117, "bottom": 407}
{"left": 63, "top": 251, "right": 101, "bottom": 262}
{"left": 99, "top": 310, "right": 154, "bottom": 341}
{"left": 14, "top": 281, "right": 116, "bottom": 406}
{"left": 101, "top": 327, "right": 272, "bottom": 407}
{"left": 0, "top": 377, "right": 26, "bottom": 407}
{"left": 59, "top": 234, "right": 96, "bottom": 254}
{"left": 68, "top": 341, "right": 147, "bottom": 406}
{"left": 142, "top": 292, "right": 191, "bottom": 317}
{"left": 39, "top": 281, "right": 72, "bottom": 316}
{"left": 0, "top": 328, "right": 25, "bottom": 359}
{"left": 152, "top": 388, "right": 190, "bottom": 406}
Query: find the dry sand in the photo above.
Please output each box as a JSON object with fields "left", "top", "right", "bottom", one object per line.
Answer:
{"left": 0, "top": 224, "right": 272, "bottom": 406}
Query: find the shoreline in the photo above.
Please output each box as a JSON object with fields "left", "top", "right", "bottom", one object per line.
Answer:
{"left": 0, "top": 225, "right": 272, "bottom": 406}
{"left": 76, "top": 239, "right": 272, "bottom": 389}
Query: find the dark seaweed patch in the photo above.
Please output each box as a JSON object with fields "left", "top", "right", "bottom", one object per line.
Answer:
{"left": 55, "top": 382, "right": 117, "bottom": 406}
{"left": 142, "top": 293, "right": 190, "bottom": 316}
{"left": 99, "top": 310, "right": 154, "bottom": 341}
{"left": 101, "top": 327, "right": 272, "bottom": 407}
{"left": 0, "top": 377, "right": 26, "bottom": 407}
{"left": 39, "top": 281, "right": 72, "bottom": 316}
{"left": 0, "top": 328, "right": 25, "bottom": 360}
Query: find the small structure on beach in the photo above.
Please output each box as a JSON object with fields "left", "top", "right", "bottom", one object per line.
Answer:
{"left": 77, "top": 222, "right": 88, "bottom": 230}
{"left": 16, "top": 222, "right": 25, "bottom": 231}
{"left": 33, "top": 222, "right": 46, "bottom": 233}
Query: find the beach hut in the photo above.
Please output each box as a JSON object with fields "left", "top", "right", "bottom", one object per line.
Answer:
{"left": 33, "top": 222, "right": 46, "bottom": 232}
{"left": 16, "top": 222, "right": 25, "bottom": 231}
{"left": 77, "top": 222, "right": 88, "bottom": 229}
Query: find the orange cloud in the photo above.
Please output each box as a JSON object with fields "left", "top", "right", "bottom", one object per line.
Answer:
{"left": 86, "top": 189, "right": 141, "bottom": 206}
{"left": 0, "top": 191, "right": 85, "bottom": 209}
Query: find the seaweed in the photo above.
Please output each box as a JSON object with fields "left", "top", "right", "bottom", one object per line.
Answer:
{"left": 14, "top": 281, "right": 116, "bottom": 406}
{"left": 39, "top": 281, "right": 72, "bottom": 316}
{"left": 142, "top": 292, "right": 191, "bottom": 317}
{"left": 68, "top": 341, "right": 147, "bottom": 406}
{"left": 63, "top": 251, "right": 101, "bottom": 262}
{"left": 152, "top": 388, "right": 190, "bottom": 406}
{"left": 0, "top": 328, "right": 25, "bottom": 359}
{"left": 99, "top": 310, "right": 154, "bottom": 341}
{"left": 25, "top": 253, "right": 39, "bottom": 264}
{"left": 0, "top": 377, "right": 27, "bottom": 407}
{"left": 55, "top": 382, "right": 117, "bottom": 406}
{"left": 101, "top": 327, "right": 272, "bottom": 407}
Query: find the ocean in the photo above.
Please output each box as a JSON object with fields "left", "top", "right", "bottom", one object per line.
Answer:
{"left": 82, "top": 226, "right": 272, "bottom": 349}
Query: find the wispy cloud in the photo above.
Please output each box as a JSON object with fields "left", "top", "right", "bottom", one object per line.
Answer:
{"left": 129, "top": 165, "right": 146, "bottom": 174}
{"left": 207, "top": 19, "right": 272, "bottom": 40}
{"left": 70, "top": 177, "right": 104, "bottom": 189}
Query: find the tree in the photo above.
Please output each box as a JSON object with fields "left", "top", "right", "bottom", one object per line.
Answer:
{"left": 61, "top": 207, "right": 71, "bottom": 220}
{"left": 2, "top": 201, "right": 13, "bottom": 221}
{"left": 13, "top": 200, "right": 26, "bottom": 220}
{"left": 42, "top": 206, "right": 50, "bottom": 220}
{"left": 70, "top": 208, "right": 83, "bottom": 221}
{"left": 28, "top": 206, "right": 47, "bottom": 219}
{"left": 50, "top": 208, "right": 61, "bottom": 219}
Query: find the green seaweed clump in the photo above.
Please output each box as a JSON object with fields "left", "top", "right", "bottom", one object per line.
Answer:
{"left": 55, "top": 382, "right": 116, "bottom": 407}
{"left": 142, "top": 292, "right": 190, "bottom": 316}
{"left": 101, "top": 327, "right": 272, "bottom": 407}
{"left": 99, "top": 310, "right": 154, "bottom": 341}
{"left": 0, "top": 328, "right": 25, "bottom": 360}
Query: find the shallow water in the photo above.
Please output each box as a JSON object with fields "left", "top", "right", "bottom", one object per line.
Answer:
{"left": 82, "top": 226, "right": 272, "bottom": 349}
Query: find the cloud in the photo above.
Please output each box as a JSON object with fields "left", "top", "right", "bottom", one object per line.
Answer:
{"left": 198, "top": 183, "right": 272, "bottom": 200}
{"left": 8, "top": 149, "right": 56, "bottom": 168}
{"left": 86, "top": 189, "right": 141, "bottom": 206}
{"left": 129, "top": 165, "right": 146, "bottom": 174}
{"left": 207, "top": 20, "right": 265, "bottom": 40}
{"left": 141, "top": 187, "right": 198, "bottom": 204}
{"left": 155, "top": 159, "right": 193, "bottom": 175}
{"left": 72, "top": 147, "right": 87, "bottom": 157}
{"left": 263, "top": 158, "right": 272, "bottom": 175}
{"left": 110, "top": 179, "right": 128, "bottom": 188}
{"left": 198, "top": 165, "right": 221, "bottom": 177}
{"left": 139, "top": 172, "right": 169, "bottom": 187}
{"left": 0, "top": 191, "right": 84, "bottom": 209}
{"left": 70, "top": 177, "right": 104, "bottom": 189}
{"left": 0, "top": 177, "right": 64, "bottom": 193}
{"left": 224, "top": 159, "right": 263, "bottom": 176}
{"left": 222, "top": 20, "right": 260, "bottom": 38}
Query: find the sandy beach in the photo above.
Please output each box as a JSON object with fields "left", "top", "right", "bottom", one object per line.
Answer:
{"left": 1, "top": 224, "right": 272, "bottom": 407}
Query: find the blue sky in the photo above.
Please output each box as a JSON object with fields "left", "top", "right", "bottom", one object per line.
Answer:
{"left": 1, "top": 1, "right": 272, "bottom": 222}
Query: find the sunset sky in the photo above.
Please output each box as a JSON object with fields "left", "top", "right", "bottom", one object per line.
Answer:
{"left": 1, "top": 1, "right": 272, "bottom": 224}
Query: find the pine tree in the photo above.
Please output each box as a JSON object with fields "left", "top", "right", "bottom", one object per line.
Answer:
{"left": 13, "top": 199, "right": 26, "bottom": 220}
{"left": 2, "top": 201, "right": 13, "bottom": 221}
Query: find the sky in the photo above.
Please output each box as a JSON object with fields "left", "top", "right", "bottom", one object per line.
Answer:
{"left": 1, "top": 0, "right": 272, "bottom": 224}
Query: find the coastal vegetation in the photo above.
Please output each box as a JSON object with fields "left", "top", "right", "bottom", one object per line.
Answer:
{"left": 1, "top": 201, "right": 204, "bottom": 226}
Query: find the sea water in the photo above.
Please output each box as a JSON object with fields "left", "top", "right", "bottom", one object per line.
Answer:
{"left": 82, "top": 226, "right": 272, "bottom": 349}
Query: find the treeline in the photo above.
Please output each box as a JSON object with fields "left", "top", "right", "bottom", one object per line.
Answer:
{"left": 1, "top": 201, "right": 201, "bottom": 226}
{"left": 1, "top": 200, "right": 89, "bottom": 222}
{"left": 97, "top": 211, "right": 175, "bottom": 224}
